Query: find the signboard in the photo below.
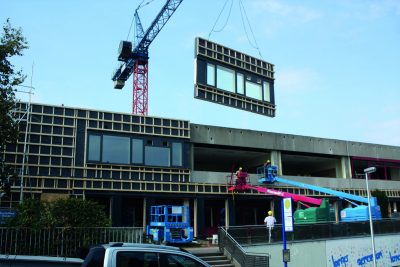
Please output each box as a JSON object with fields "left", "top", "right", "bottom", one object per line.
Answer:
{"left": 283, "top": 198, "right": 293, "bottom": 232}
{"left": 0, "top": 210, "right": 16, "bottom": 224}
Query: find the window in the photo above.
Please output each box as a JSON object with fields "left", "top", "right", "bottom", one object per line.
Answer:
{"left": 217, "top": 65, "right": 235, "bottom": 92}
{"left": 88, "top": 135, "right": 101, "bottom": 161}
{"left": 145, "top": 146, "right": 170, "bottom": 167}
{"left": 246, "top": 81, "right": 262, "bottom": 100}
{"left": 172, "top": 142, "right": 182, "bottom": 166}
{"left": 102, "top": 135, "right": 130, "bottom": 164}
{"left": 161, "top": 253, "right": 206, "bottom": 267}
{"left": 116, "top": 251, "right": 158, "bottom": 267}
{"left": 206, "top": 63, "right": 215, "bottom": 86}
{"left": 237, "top": 73, "right": 244, "bottom": 94}
{"left": 87, "top": 133, "right": 184, "bottom": 167}
{"left": 263, "top": 81, "right": 270, "bottom": 102}
{"left": 132, "top": 139, "right": 143, "bottom": 164}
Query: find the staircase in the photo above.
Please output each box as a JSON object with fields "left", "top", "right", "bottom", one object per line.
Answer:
{"left": 191, "top": 248, "right": 234, "bottom": 267}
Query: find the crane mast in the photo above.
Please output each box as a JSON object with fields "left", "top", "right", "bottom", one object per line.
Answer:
{"left": 112, "top": 0, "right": 183, "bottom": 115}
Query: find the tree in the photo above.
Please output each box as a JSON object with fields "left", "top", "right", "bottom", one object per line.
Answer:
{"left": 0, "top": 19, "right": 28, "bottom": 197}
{"left": 7, "top": 198, "right": 110, "bottom": 228}
{"left": 371, "top": 189, "right": 389, "bottom": 218}
{"left": 50, "top": 198, "right": 110, "bottom": 227}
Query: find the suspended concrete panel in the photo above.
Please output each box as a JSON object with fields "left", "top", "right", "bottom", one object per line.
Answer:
{"left": 194, "top": 37, "right": 276, "bottom": 117}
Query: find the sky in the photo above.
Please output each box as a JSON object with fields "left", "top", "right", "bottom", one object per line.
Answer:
{"left": 2, "top": 0, "right": 400, "bottom": 147}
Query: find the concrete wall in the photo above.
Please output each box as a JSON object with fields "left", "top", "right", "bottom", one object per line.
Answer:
{"left": 191, "top": 124, "right": 400, "bottom": 160}
{"left": 191, "top": 171, "right": 400, "bottom": 191}
{"left": 242, "top": 234, "right": 400, "bottom": 267}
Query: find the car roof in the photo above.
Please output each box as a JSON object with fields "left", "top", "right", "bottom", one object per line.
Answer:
{"left": 99, "top": 242, "right": 181, "bottom": 251}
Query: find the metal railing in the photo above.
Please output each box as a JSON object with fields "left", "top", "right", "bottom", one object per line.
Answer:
{"left": 225, "top": 219, "right": 400, "bottom": 246}
{"left": 219, "top": 227, "right": 269, "bottom": 267}
{"left": 0, "top": 227, "right": 144, "bottom": 257}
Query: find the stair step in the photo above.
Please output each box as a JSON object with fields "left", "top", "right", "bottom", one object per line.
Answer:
{"left": 200, "top": 255, "right": 226, "bottom": 261}
{"left": 207, "top": 259, "right": 232, "bottom": 265}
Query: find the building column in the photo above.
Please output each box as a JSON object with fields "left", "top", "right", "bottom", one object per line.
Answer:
{"left": 111, "top": 195, "right": 122, "bottom": 227}
{"left": 196, "top": 198, "right": 205, "bottom": 239}
{"left": 228, "top": 197, "right": 236, "bottom": 227}
{"left": 271, "top": 151, "right": 282, "bottom": 176}
{"left": 340, "top": 156, "right": 352, "bottom": 178}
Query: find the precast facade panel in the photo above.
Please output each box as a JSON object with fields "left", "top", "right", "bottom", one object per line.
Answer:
{"left": 194, "top": 37, "right": 276, "bottom": 117}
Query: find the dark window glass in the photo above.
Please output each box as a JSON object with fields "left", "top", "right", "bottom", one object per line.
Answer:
{"left": 116, "top": 251, "right": 158, "bottom": 267}
{"left": 131, "top": 139, "right": 143, "bottom": 164}
{"left": 102, "top": 135, "right": 130, "bottom": 164}
{"left": 41, "top": 135, "right": 51, "bottom": 144}
{"left": 52, "top": 146, "right": 61, "bottom": 155}
{"left": 145, "top": 146, "right": 170, "bottom": 167}
{"left": 41, "top": 146, "right": 50, "bottom": 154}
{"left": 40, "top": 156, "right": 50, "bottom": 165}
{"left": 63, "top": 137, "right": 73, "bottom": 146}
{"left": 31, "top": 124, "right": 41, "bottom": 133}
{"left": 53, "top": 116, "right": 63, "bottom": 124}
{"left": 172, "top": 142, "right": 183, "bottom": 166}
{"left": 42, "top": 115, "right": 52, "bottom": 124}
{"left": 42, "top": 125, "right": 52, "bottom": 133}
{"left": 160, "top": 253, "right": 206, "bottom": 267}
{"left": 64, "top": 118, "right": 74, "bottom": 125}
{"left": 64, "top": 127, "right": 73, "bottom": 136}
{"left": 88, "top": 135, "right": 101, "bottom": 161}
{"left": 53, "top": 126, "right": 63, "bottom": 135}
{"left": 81, "top": 247, "right": 105, "bottom": 267}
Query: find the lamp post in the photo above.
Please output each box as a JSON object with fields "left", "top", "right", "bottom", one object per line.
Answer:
{"left": 364, "top": 166, "right": 376, "bottom": 267}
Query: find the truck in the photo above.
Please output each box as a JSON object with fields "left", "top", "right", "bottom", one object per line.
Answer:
{"left": 146, "top": 205, "right": 193, "bottom": 244}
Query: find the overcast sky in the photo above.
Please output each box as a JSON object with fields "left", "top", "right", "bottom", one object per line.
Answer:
{"left": 2, "top": 0, "right": 400, "bottom": 146}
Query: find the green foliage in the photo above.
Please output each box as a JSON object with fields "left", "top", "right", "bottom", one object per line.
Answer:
{"left": 0, "top": 19, "right": 28, "bottom": 197}
{"left": 7, "top": 198, "right": 110, "bottom": 228}
{"left": 50, "top": 198, "right": 111, "bottom": 227}
{"left": 371, "top": 189, "right": 389, "bottom": 218}
{"left": 7, "top": 198, "right": 53, "bottom": 228}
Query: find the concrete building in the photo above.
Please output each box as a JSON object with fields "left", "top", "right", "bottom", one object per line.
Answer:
{"left": 2, "top": 102, "right": 400, "bottom": 237}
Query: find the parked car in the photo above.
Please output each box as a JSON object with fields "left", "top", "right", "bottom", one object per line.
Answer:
{"left": 81, "top": 243, "right": 211, "bottom": 267}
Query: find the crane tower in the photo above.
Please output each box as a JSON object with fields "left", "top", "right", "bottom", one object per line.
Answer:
{"left": 112, "top": 0, "right": 183, "bottom": 115}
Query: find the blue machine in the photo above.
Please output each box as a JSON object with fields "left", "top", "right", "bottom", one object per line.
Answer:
{"left": 258, "top": 165, "right": 382, "bottom": 222}
{"left": 146, "top": 205, "right": 193, "bottom": 244}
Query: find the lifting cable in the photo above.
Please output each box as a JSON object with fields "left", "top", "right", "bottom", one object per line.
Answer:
{"left": 207, "top": 0, "right": 234, "bottom": 40}
{"left": 238, "top": 0, "right": 263, "bottom": 59}
{"left": 126, "top": 0, "right": 158, "bottom": 41}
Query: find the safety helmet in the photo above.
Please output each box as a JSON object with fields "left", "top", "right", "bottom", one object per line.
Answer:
{"left": 239, "top": 167, "right": 242, "bottom": 170}
{"left": 268, "top": 211, "right": 272, "bottom": 216}
{"left": 267, "top": 160, "right": 271, "bottom": 163}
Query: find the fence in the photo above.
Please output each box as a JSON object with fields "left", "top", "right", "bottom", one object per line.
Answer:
{"left": 219, "top": 227, "right": 269, "bottom": 267}
{"left": 224, "top": 218, "right": 400, "bottom": 246}
{"left": 0, "top": 227, "right": 144, "bottom": 257}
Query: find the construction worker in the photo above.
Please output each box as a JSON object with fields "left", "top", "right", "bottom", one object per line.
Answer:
{"left": 235, "top": 167, "right": 243, "bottom": 186}
{"left": 264, "top": 210, "right": 276, "bottom": 243}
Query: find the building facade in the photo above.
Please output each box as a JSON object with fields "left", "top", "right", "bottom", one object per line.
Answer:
{"left": 2, "top": 102, "right": 400, "bottom": 237}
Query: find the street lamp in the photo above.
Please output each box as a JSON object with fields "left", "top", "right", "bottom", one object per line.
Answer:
{"left": 364, "top": 166, "right": 376, "bottom": 267}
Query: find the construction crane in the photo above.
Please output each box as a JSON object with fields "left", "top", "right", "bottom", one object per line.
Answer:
{"left": 112, "top": 0, "right": 183, "bottom": 115}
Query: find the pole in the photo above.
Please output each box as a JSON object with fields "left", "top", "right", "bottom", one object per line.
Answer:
{"left": 364, "top": 167, "right": 377, "bottom": 267}
{"left": 281, "top": 199, "right": 288, "bottom": 267}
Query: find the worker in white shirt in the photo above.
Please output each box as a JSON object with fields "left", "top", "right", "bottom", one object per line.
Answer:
{"left": 264, "top": 210, "right": 277, "bottom": 243}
